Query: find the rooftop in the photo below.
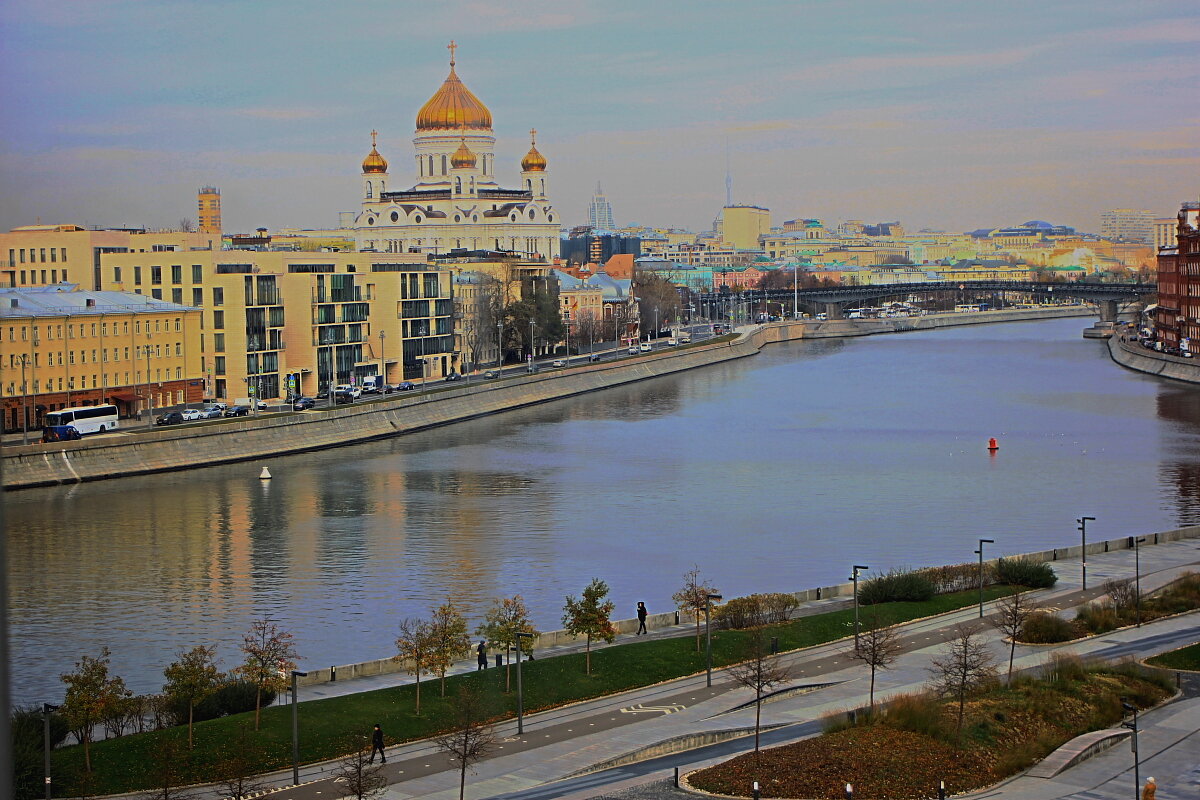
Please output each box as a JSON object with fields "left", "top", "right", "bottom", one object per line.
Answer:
{"left": 0, "top": 284, "right": 198, "bottom": 317}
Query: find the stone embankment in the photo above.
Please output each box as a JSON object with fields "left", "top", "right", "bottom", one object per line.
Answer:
{"left": 1108, "top": 334, "right": 1200, "bottom": 385}
{"left": 2, "top": 305, "right": 1092, "bottom": 489}
{"left": 296, "top": 522, "right": 1200, "bottom": 687}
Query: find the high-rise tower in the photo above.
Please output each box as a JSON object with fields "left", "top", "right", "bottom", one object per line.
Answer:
{"left": 587, "top": 183, "right": 615, "bottom": 230}
{"left": 198, "top": 186, "right": 221, "bottom": 234}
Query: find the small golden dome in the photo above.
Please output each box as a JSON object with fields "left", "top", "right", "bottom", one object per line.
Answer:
{"left": 451, "top": 136, "right": 477, "bottom": 169}
{"left": 521, "top": 128, "right": 547, "bottom": 172}
{"left": 362, "top": 129, "right": 388, "bottom": 174}
{"left": 416, "top": 42, "right": 493, "bottom": 132}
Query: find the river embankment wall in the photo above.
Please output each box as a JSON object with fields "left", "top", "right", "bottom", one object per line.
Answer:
{"left": 295, "top": 522, "right": 1200, "bottom": 686}
{"left": 2, "top": 305, "right": 1093, "bottom": 490}
{"left": 1108, "top": 334, "right": 1200, "bottom": 385}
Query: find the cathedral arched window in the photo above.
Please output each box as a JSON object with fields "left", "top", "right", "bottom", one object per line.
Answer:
{"left": 455, "top": 177, "right": 462, "bottom": 193}
{"left": 428, "top": 155, "right": 434, "bottom": 175}
{"left": 390, "top": 211, "right": 399, "bottom": 222}
{"left": 470, "top": 178, "right": 475, "bottom": 193}
{"left": 441, "top": 155, "right": 448, "bottom": 175}
{"left": 366, "top": 181, "right": 373, "bottom": 198}
{"left": 526, "top": 179, "right": 532, "bottom": 192}
{"left": 540, "top": 179, "right": 545, "bottom": 196}
{"left": 418, "top": 158, "right": 424, "bottom": 177}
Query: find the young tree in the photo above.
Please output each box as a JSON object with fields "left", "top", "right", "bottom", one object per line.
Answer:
{"left": 60, "top": 647, "right": 131, "bottom": 772}
{"left": 331, "top": 742, "right": 387, "bottom": 800}
{"left": 633, "top": 269, "right": 682, "bottom": 335}
{"left": 576, "top": 310, "right": 602, "bottom": 355}
{"left": 847, "top": 612, "right": 902, "bottom": 711}
{"left": 140, "top": 734, "right": 189, "bottom": 800}
{"left": 433, "top": 682, "right": 497, "bottom": 800}
{"left": 672, "top": 565, "right": 720, "bottom": 652}
{"left": 727, "top": 627, "right": 791, "bottom": 754}
{"left": 562, "top": 578, "right": 618, "bottom": 675}
{"left": 477, "top": 595, "right": 540, "bottom": 692}
{"left": 163, "top": 645, "right": 223, "bottom": 749}
{"left": 395, "top": 616, "right": 436, "bottom": 716}
{"left": 214, "top": 723, "right": 269, "bottom": 800}
{"left": 236, "top": 618, "right": 299, "bottom": 730}
{"left": 927, "top": 624, "right": 998, "bottom": 735}
{"left": 428, "top": 599, "right": 472, "bottom": 696}
{"left": 990, "top": 592, "right": 1034, "bottom": 680}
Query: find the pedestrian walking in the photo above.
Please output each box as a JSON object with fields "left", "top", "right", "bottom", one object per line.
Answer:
{"left": 477, "top": 639, "right": 488, "bottom": 670}
{"left": 636, "top": 601, "right": 648, "bottom": 635}
{"left": 370, "top": 723, "right": 386, "bottom": 763}
{"left": 1142, "top": 777, "right": 1156, "bottom": 800}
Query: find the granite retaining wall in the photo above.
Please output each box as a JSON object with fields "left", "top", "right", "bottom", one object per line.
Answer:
{"left": 1108, "top": 335, "right": 1200, "bottom": 385}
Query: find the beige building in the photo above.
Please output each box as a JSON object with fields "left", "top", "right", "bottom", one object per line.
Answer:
{"left": 99, "top": 250, "right": 454, "bottom": 401}
{"left": 452, "top": 270, "right": 501, "bottom": 372}
{"left": 198, "top": 187, "right": 222, "bottom": 234}
{"left": 0, "top": 285, "right": 203, "bottom": 432}
{"left": 717, "top": 205, "right": 771, "bottom": 251}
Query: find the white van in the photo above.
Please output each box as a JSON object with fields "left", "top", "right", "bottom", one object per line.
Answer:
{"left": 361, "top": 376, "right": 380, "bottom": 394}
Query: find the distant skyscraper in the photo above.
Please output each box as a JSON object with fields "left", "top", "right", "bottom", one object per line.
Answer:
{"left": 1100, "top": 208, "right": 1153, "bottom": 243}
{"left": 198, "top": 186, "right": 221, "bottom": 234}
{"left": 588, "top": 183, "right": 615, "bottom": 230}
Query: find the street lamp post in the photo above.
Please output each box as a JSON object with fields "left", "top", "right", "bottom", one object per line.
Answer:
{"left": 1134, "top": 536, "right": 1146, "bottom": 626}
{"left": 705, "top": 592, "right": 723, "bottom": 687}
{"left": 529, "top": 318, "right": 536, "bottom": 363}
{"left": 976, "top": 539, "right": 995, "bottom": 617}
{"left": 851, "top": 565, "right": 870, "bottom": 647}
{"left": 514, "top": 631, "right": 532, "bottom": 735}
{"left": 290, "top": 669, "right": 308, "bottom": 785}
{"left": 497, "top": 320, "right": 504, "bottom": 374}
{"left": 144, "top": 340, "right": 153, "bottom": 429}
{"left": 19, "top": 355, "right": 29, "bottom": 445}
{"left": 1077, "top": 516, "right": 1095, "bottom": 590}
{"left": 43, "top": 703, "right": 59, "bottom": 800}
{"left": 379, "top": 330, "right": 386, "bottom": 387}
{"left": 793, "top": 266, "right": 799, "bottom": 319}
{"left": 1120, "top": 699, "right": 1140, "bottom": 798}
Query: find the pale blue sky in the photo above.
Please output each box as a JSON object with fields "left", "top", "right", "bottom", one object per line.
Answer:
{"left": 1, "top": 0, "right": 1196, "bottom": 235}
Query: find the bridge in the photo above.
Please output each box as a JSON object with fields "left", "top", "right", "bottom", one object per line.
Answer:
{"left": 697, "top": 281, "right": 1156, "bottom": 323}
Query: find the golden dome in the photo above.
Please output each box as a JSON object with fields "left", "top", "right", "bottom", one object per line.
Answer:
{"left": 416, "top": 42, "right": 493, "bottom": 132}
{"left": 362, "top": 129, "right": 388, "bottom": 174}
{"left": 521, "top": 128, "right": 547, "bottom": 172}
{"left": 451, "top": 135, "right": 477, "bottom": 169}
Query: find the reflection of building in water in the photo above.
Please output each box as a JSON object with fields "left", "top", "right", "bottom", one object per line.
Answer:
{"left": 1155, "top": 387, "right": 1200, "bottom": 524}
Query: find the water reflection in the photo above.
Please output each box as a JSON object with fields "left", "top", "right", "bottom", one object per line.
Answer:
{"left": 8, "top": 318, "right": 1200, "bottom": 703}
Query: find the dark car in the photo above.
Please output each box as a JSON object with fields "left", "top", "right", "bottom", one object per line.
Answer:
{"left": 444, "top": 372, "right": 462, "bottom": 382}
{"left": 42, "top": 425, "right": 82, "bottom": 443}
{"left": 155, "top": 411, "right": 184, "bottom": 426}
{"left": 293, "top": 397, "right": 316, "bottom": 410}
{"left": 224, "top": 405, "right": 250, "bottom": 417}
{"left": 389, "top": 381, "right": 416, "bottom": 392}
{"left": 483, "top": 370, "right": 500, "bottom": 379}
{"left": 332, "top": 390, "right": 355, "bottom": 405}
{"left": 587, "top": 354, "right": 602, "bottom": 362}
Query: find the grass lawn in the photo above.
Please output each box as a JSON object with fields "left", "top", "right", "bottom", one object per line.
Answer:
{"left": 46, "top": 586, "right": 1019, "bottom": 795}
{"left": 1146, "top": 641, "right": 1200, "bottom": 671}
{"left": 688, "top": 660, "right": 1172, "bottom": 799}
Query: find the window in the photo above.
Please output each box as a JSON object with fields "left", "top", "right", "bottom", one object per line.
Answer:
{"left": 60, "top": 248, "right": 66, "bottom": 261}
{"left": 50, "top": 249, "right": 57, "bottom": 263}
{"left": 151, "top": 266, "right": 162, "bottom": 284}
{"left": 192, "top": 288, "right": 203, "bottom": 306}
{"left": 212, "top": 287, "right": 224, "bottom": 306}
{"left": 214, "top": 333, "right": 225, "bottom": 352}
{"left": 175, "top": 342, "right": 181, "bottom": 356}
{"left": 366, "top": 181, "right": 373, "bottom": 198}
{"left": 171, "top": 265, "right": 182, "bottom": 284}
{"left": 192, "top": 264, "right": 202, "bottom": 283}
{"left": 134, "top": 266, "right": 142, "bottom": 285}
{"left": 40, "top": 248, "right": 46, "bottom": 262}
{"left": 213, "top": 310, "right": 224, "bottom": 330}
{"left": 214, "top": 356, "right": 226, "bottom": 375}
{"left": 113, "top": 266, "right": 122, "bottom": 283}
{"left": 171, "top": 288, "right": 183, "bottom": 304}
{"left": 151, "top": 289, "right": 162, "bottom": 300}
{"left": 18, "top": 249, "right": 25, "bottom": 264}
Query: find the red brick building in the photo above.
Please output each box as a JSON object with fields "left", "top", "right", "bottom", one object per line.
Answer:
{"left": 1153, "top": 200, "right": 1200, "bottom": 350}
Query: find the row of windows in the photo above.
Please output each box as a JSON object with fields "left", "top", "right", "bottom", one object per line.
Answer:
{"left": 8, "top": 247, "right": 66, "bottom": 265}
{"left": 8, "top": 368, "right": 185, "bottom": 395}
{"left": 111, "top": 264, "right": 206, "bottom": 286}
{"left": 4, "top": 341, "right": 184, "bottom": 370}
{"left": 6, "top": 317, "right": 183, "bottom": 342}
{"left": 11, "top": 268, "right": 69, "bottom": 285}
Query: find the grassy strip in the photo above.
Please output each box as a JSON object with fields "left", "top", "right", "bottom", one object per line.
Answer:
{"left": 48, "top": 585, "right": 1018, "bottom": 795}
{"left": 1146, "top": 641, "right": 1200, "bottom": 671}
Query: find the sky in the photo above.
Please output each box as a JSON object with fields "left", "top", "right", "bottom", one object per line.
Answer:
{"left": 1, "top": 0, "right": 1197, "bottom": 236}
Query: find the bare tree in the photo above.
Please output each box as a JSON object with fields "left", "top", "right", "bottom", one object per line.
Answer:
{"left": 562, "top": 578, "right": 618, "bottom": 675}
{"left": 236, "top": 619, "right": 299, "bottom": 730}
{"left": 847, "top": 612, "right": 902, "bottom": 711}
{"left": 60, "top": 647, "right": 130, "bottom": 772}
{"left": 927, "top": 624, "right": 997, "bottom": 734}
{"left": 634, "top": 269, "right": 681, "bottom": 336}
{"left": 139, "top": 734, "right": 190, "bottom": 800}
{"left": 433, "top": 683, "right": 497, "bottom": 800}
{"left": 331, "top": 742, "right": 387, "bottom": 800}
{"left": 163, "top": 645, "right": 223, "bottom": 749}
{"left": 428, "top": 599, "right": 472, "bottom": 696}
{"left": 672, "top": 565, "right": 720, "bottom": 652}
{"left": 477, "top": 595, "right": 539, "bottom": 692}
{"left": 395, "top": 616, "right": 436, "bottom": 715}
{"left": 1104, "top": 579, "right": 1138, "bottom": 613}
{"left": 177, "top": 218, "right": 195, "bottom": 233}
{"left": 990, "top": 592, "right": 1034, "bottom": 680}
{"left": 214, "top": 723, "right": 268, "bottom": 800}
{"left": 727, "top": 627, "right": 791, "bottom": 754}
{"left": 576, "top": 310, "right": 602, "bottom": 355}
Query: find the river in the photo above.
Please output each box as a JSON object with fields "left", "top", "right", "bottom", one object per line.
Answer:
{"left": 8, "top": 316, "right": 1200, "bottom": 704}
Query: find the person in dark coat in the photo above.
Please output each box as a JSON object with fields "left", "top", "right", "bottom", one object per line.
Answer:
{"left": 477, "top": 639, "right": 488, "bottom": 669}
{"left": 636, "top": 601, "right": 648, "bottom": 635}
{"left": 370, "top": 723, "right": 386, "bottom": 763}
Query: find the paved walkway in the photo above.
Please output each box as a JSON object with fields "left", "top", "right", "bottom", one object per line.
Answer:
{"left": 216, "top": 535, "right": 1200, "bottom": 800}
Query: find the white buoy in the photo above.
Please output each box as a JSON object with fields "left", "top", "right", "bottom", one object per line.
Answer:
{"left": 259, "top": 467, "right": 272, "bottom": 480}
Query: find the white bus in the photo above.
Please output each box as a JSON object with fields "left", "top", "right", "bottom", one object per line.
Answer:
{"left": 42, "top": 404, "right": 120, "bottom": 435}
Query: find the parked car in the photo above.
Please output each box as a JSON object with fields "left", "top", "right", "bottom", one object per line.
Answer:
{"left": 334, "top": 384, "right": 362, "bottom": 399}
{"left": 201, "top": 407, "right": 224, "bottom": 419}
{"left": 156, "top": 411, "right": 184, "bottom": 425}
{"left": 483, "top": 370, "right": 500, "bottom": 379}
{"left": 392, "top": 381, "right": 416, "bottom": 391}
{"left": 202, "top": 402, "right": 227, "bottom": 414}
{"left": 587, "top": 354, "right": 602, "bottom": 362}
{"left": 254, "top": 399, "right": 268, "bottom": 410}
{"left": 667, "top": 337, "right": 678, "bottom": 346}
{"left": 639, "top": 342, "right": 653, "bottom": 352}
{"left": 180, "top": 408, "right": 205, "bottom": 421}
{"left": 628, "top": 345, "right": 639, "bottom": 354}
{"left": 293, "top": 397, "right": 316, "bottom": 410}
{"left": 224, "top": 405, "right": 250, "bottom": 417}
{"left": 552, "top": 359, "right": 567, "bottom": 368}
{"left": 42, "top": 425, "right": 81, "bottom": 443}
{"left": 332, "top": 390, "right": 355, "bottom": 405}
{"left": 444, "top": 372, "right": 462, "bottom": 382}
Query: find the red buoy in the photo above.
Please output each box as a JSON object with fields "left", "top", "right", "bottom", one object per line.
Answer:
{"left": 988, "top": 437, "right": 999, "bottom": 451}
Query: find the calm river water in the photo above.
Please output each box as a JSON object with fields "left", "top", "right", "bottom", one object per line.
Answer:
{"left": 9, "top": 317, "right": 1200, "bottom": 704}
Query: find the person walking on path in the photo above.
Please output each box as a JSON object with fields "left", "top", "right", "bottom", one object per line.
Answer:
{"left": 477, "top": 639, "right": 488, "bottom": 669}
{"left": 369, "top": 724, "right": 386, "bottom": 763}
{"left": 636, "top": 601, "right": 648, "bottom": 635}
{"left": 1142, "top": 777, "right": 1156, "bottom": 800}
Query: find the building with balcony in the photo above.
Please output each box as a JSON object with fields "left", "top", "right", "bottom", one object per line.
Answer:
{"left": 1154, "top": 200, "right": 1200, "bottom": 351}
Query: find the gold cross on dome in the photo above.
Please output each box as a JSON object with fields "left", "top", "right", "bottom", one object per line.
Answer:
{"left": 530, "top": 128, "right": 537, "bottom": 144}
{"left": 370, "top": 129, "right": 378, "bottom": 147}
{"left": 448, "top": 40, "right": 457, "bottom": 66}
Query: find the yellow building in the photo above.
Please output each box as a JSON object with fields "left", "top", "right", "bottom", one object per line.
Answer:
{"left": 717, "top": 205, "right": 771, "bottom": 251}
{"left": 1, "top": 224, "right": 220, "bottom": 290}
{"left": 0, "top": 285, "right": 203, "bottom": 432}
{"left": 99, "top": 250, "right": 454, "bottom": 401}
{"left": 452, "top": 270, "right": 501, "bottom": 372}
{"left": 198, "top": 186, "right": 222, "bottom": 234}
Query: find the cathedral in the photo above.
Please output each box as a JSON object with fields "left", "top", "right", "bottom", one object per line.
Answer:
{"left": 353, "top": 42, "right": 559, "bottom": 260}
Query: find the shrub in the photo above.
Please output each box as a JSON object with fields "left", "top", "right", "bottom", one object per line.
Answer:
{"left": 1074, "top": 602, "right": 1121, "bottom": 635}
{"left": 859, "top": 569, "right": 935, "bottom": 605}
{"left": 714, "top": 592, "right": 799, "bottom": 629}
{"left": 1045, "top": 652, "right": 1087, "bottom": 686}
{"left": 180, "top": 680, "right": 276, "bottom": 723}
{"left": 918, "top": 563, "right": 983, "bottom": 594}
{"left": 994, "top": 558, "right": 1057, "bottom": 589}
{"left": 1020, "top": 612, "right": 1076, "bottom": 643}
{"left": 1103, "top": 579, "right": 1138, "bottom": 612}
{"left": 882, "top": 692, "right": 953, "bottom": 742}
